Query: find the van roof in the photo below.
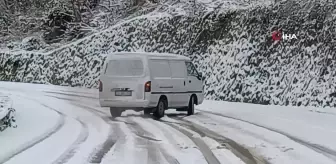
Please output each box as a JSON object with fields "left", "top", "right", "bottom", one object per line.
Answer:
{"left": 108, "top": 52, "right": 191, "bottom": 61}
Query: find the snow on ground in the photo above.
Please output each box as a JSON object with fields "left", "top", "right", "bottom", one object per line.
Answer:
{"left": 99, "top": 122, "right": 140, "bottom": 164}
{"left": 5, "top": 117, "right": 81, "bottom": 164}
{"left": 201, "top": 137, "right": 245, "bottom": 164}
{"left": 185, "top": 113, "right": 336, "bottom": 164}
{"left": 196, "top": 101, "right": 336, "bottom": 151}
{"left": 193, "top": 100, "right": 336, "bottom": 163}
{"left": 0, "top": 81, "right": 98, "bottom": 96}
{"left": 1, "top": 82, "right": 244, "bottom": 164}
{"left": 125, "top": 116, "right": 209, "bottom": 164}
{"left": 0, "top": 91, "right": 61, "bottom": 163}
{"left": 3, "top": 90, "right": 110, "bottom": 164}
{"left": 0, "top": 85, "right": 110, "bottom": 164}
{"left": 3, "top": 82, "right": 336, "bottom": 164}
{"left": 162, "top": 112, "right": 245, "bottom": 164}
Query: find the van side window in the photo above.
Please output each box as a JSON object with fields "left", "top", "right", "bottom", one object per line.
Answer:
{"left": 185, "top": 62, "right": 199, "bottom": 77}
{"left": 169, "top": 61, "right": 185, "bottom": 78}
{"left": 150, "top": 60, "right": 171, "bottom": 77}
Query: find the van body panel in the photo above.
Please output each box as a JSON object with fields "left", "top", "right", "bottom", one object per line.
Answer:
{"left": 148, "top": 59, "right": 173, "bottom": 107}
{"left": 168, "top": 60, "right": 189, "bottom": 107}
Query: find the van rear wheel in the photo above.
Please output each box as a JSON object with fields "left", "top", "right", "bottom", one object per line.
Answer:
{"left": 187, "top": 96, "right": 196, "bottom": 116}
{"left": 110, "top": 107, "right": 123, "bottom": 117}
{"left": 153, "top": 99, "right": 166, "bottom": 119}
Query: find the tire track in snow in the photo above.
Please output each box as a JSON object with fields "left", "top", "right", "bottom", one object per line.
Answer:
{"left": 87, "top": 124, "right": 117, "bottom": 164}
{"left": 7, "top": 91, "right": 110, "bottom": 164}
{"left": 124, "top": 117, "right": 162, "bottom": 142}
{"left": 121, "top": 116, "right": 180, "bottom": 164}
{"left": 45, "top": 94, "right": 219, "bottom": 163}
{"left": 52, "top": 119, "right": 89, "bottom": 164}
{"left": 43, "top": 91, "right": 98, "bottom": 100}
{"left": 41, "top": 95, "right": 113, "bottom": 164}
{"left": 45, "top": 95, "right": 111, "bottom": 126}
{"left": 198, "top": 110, "right": 336, "bottom": 162}
{"left": 16, "top": 95, "right": 91, "bottom": 164}
{"left": 162, "top": 114, "right": 268, "bottom": 164}
{"left": 0, "top": 95, "right": 66, "bottom": 164}
{"left": 159, "top": 120, "right": 221, "bottom": 164}
{"left": 97, "top": 122, "right": 138, "bottom": 164}
{"left": 62, "top": 103, "right": 119, "bottom": 164}
{"left": 46, "top": 94, "right": 107, "bottom": 116}
{"left": 141, "top": 118, "right": 199, "bottom": 164}
{"left": 57, "top": 90, "right": 95, "bottom": 95}
{"left": 44, "top": 95, "right": 78, "bottom": 103}
{"left": 124, "top": 117, "right": 169, "bottom": 163}
{"left": 135, "top": 137, "right": 169, "bottom": 164}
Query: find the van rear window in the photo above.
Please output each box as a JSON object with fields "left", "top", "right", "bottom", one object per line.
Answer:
{"left": 105, "top": 59, "right": 144, "bottom": 76}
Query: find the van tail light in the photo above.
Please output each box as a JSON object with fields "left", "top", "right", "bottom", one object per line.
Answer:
{"left": 98, "top": 80, "right": 103, "bottom": 92}
{"left": 145, "top": 81, "right": 151, "bottom": 92}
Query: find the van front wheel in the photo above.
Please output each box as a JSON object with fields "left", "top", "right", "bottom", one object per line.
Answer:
{"left": 110, "top": 107, "right": 123, "bottom": 117}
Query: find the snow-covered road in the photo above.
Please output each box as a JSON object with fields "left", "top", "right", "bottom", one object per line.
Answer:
{"left": 1, "top": 82, "right": 336, "bottom": 164}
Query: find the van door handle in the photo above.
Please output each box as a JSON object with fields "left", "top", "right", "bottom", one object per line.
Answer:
{"left": 189, "top": 80, "right": 191, "bottom": 83}
{"left": 184, "top": 81, "right": 185, "bottom": 86}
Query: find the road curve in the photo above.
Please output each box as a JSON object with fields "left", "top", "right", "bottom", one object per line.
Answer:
{"left": 0, "top": 83, "right": 267, "bottom": 164}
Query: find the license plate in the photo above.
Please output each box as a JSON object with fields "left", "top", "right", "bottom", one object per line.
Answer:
{"left": 115, "top": 91, "right": 132, "bottom": 96}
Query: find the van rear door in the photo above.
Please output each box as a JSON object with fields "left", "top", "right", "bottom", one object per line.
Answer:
{"left": 99, "top": 56, "right": 148, "bottom": 101}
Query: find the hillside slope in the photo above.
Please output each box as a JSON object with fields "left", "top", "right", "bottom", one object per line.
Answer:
{"left": 1, "top": 0, "right": 336, "bottom": 108}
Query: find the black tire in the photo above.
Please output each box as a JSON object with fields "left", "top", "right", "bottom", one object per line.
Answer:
{"left": 110, "top": 107, "right": 123, "bottom": 117}
{"left": 153, "top": 99, "right": 166, "bottom": 119}
{"left": 187, "top": 96, "right": 196, "bottom": 116}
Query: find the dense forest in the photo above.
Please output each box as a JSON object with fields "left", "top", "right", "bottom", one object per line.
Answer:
{"left": 1, "top": 0, "right": 336, "bottom": 108}
{"left": 0, "top": 0, "right": 154, "bottom": 50}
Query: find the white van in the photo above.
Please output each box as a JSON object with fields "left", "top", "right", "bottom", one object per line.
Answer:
{"left": 98, "top": 52, "right": 204, "bottom": 119}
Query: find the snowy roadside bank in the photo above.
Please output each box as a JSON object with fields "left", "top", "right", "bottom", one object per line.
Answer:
{"left": 0, "top": 92, "right": 63, "bottom": 163}
{"left": 196, "top": 100, "right": 336, "bottom": 154}
{"left": 0, "top": 94, "right": 12, "bottom": 120}
{"left": 0, "top": 93, "right": 16, "bottom": 131}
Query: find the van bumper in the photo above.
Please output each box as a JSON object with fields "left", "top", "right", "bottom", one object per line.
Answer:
{"left": 99, "top": 99, "right": 150, "bottom": 108}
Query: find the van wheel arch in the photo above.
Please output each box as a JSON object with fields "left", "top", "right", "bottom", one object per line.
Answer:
{"left": 191, "top": 94, "right": 198, "bottom": 105}
{"left": 158, "top": 95, "right": 168, "bottom": 108}
{"left": 153, "top": 96, "right": 167, "bottom": 119}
